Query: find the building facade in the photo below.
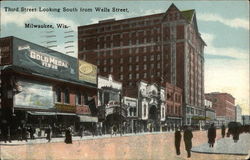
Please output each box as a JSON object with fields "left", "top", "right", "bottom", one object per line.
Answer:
{"left": 0, "top": 36, "right": 98, "bottom": 139}
{"left": 137, "top": 81, "right": 166, "bottom": 132}
{"left": 165, "top": 82, "right": 182, "bottom": 127}
{"left": 123, "top": 96, "right": 138, "bottom": 133}
{"left": 242, "top": 115, "right": 250, "bottom": 125}
{"left": 97, "top": 75, "right": 126, "bottom": 134}
{"left": 78, "top": 4, "right": 206, "bottom": 125}
{"left": 204, "top": 99, "right": 216, "bottom": 124}
{"left": 235, "top": 105, "right": 242, "bottom": 123}
{"left": 205, "top": 92, "right": 236, "bottom": 125}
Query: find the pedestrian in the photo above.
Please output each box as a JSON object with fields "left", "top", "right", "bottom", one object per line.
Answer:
{"left": 29, "top": 125, "right": 35, "bottom": 140}
{"left": 208, "top": 123, "right": 216, "bottom": 148}
{"left": 79, "top": 126, "right": 84, "bottom": 138}
{"left": 174, "top": 127, "right": 182, "bottom": 155}
{"left": 183, "top": 126, "right": 193, "bottom": 158}
{"left": 65, "top": 127, "right": 72, "bottom": 144}
{"left": 221, "top": 124, "right": 226, "bottom": 138}
{"left": 232, "top": 126, "right": 240, "bottom": 143}
{"left": 46, "top": 125, "right": 52, "bottom": 142}
{"left": 17, "top": 126, "right": 22, "bottom": 141}
{"left": 113, "top": 125, "right": 117, "bottom": 136}
{"left": 22, "top": 126, "right": 28, "bottom": 142}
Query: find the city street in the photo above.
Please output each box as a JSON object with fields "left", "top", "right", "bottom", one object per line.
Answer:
{"left": 1, "top": 130, "right": 248, "bottom": 160}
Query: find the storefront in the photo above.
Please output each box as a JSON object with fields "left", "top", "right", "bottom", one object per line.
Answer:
{"left": 0, "top": 36, "right": 97, "bottom": 139}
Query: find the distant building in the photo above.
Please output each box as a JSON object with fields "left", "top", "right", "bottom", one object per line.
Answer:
{"left": 242, "top": 115, "right": 250, "bottom": 125}
{"left": 235, "top": 105, "right": 242, "bottom": 123}
{"left": 204, "top": 99, "right": 216, "bottom": 124}
{"left": 205, "top": 92, "right": 236, "bottom": 125}
{"left": 165, "top": 82, "right": 182, "bottom": 127}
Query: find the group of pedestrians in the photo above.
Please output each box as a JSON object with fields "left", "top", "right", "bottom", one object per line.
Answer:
{"left": 174, "top": 126, "right": 193, "bottom": 158}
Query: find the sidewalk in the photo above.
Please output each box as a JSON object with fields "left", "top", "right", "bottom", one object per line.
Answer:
{"left": 191, "top": 133, "right": 250, "bottom": 155}
{"left": 0, "top": 131, "right": 173, "bottom": 146}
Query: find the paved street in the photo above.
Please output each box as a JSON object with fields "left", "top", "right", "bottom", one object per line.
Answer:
{"left": 0, "top": 130, "right": 248, "bottom": 160}
{"left": 192, "top": 133, "right": 250, "bottom": 155}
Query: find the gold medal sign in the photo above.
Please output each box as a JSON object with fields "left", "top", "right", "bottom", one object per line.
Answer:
{"left": 78, "top": 60, "right": 97, "bottom": 84}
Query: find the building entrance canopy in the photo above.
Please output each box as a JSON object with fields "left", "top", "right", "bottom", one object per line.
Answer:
{"left": 28, "top": 111, "right": 77, "bottom": 116}
{"left": 78, "top": 115, "right": 98, "bottom": 122}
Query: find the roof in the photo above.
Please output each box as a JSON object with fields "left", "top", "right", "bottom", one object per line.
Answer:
{"left": 181, "top": 9, "right": 195, "bottom": 22}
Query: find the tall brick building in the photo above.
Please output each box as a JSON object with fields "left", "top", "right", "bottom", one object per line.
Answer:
{"left": 78, "top": 4, "right": 206, "bottom": 125}
{"left": 205, "top": 92, "right": 236, "bottom": 124}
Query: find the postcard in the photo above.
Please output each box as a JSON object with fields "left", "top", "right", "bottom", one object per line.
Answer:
{"left": 0, "top": 0, "right": 249, "bottom": 160}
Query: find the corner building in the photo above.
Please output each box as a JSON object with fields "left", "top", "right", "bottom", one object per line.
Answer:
{"left": 78, "top": 4, "right": 206, "bottom": 125}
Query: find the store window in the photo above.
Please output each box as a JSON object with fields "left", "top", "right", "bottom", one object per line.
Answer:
{"left": 56, "top": 88, "right": 62, "bottom": 103}
{"left": 83, "top": 93, "right": 88, "bottom": 105}
{"left": 64, "top": 89, "right": 70, "bottom": 104}
{"left": 76, "top": 92, "right": 82, "bottom": 105}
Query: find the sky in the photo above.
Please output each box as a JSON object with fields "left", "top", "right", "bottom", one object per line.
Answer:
{"left": 0, "top": 0, "right": 249, "bottom": 114}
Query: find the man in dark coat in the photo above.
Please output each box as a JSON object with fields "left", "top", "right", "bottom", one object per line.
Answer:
{"left": 174, "top": 128, "right": 182, "bottom": 155}
{"left": 65, "top": 127, "right": 72, "bottom": 144}
{"left": 208, "top": 123, "right": 216, "bottom": 147}
{"left": 184, "top": 126, "right": 193, "bottom": 158}
{"left": 221, "top": 124, "right": 226, "bottom": 138}
{"left": 46, "top": 125, "right": 52, "bottom": 142}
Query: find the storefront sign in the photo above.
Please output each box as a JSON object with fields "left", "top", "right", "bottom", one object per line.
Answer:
{"left": 14, "top": 80, "right": 53, "bottom": 110}
{"left": 12, "top": 37, "right": 77, "bottom": 80}
{"left": 55, "top": 103, "right": 76, "bottom": 113}
{"left": 78, "top": 60, "right": 97, "bottom": 84}
{"left": 76, "top": 105, "right": 91, "bottom": 115}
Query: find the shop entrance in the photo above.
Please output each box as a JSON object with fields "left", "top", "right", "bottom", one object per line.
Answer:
{"left": 148, "top": 105, "right": 157, "bottom": 120}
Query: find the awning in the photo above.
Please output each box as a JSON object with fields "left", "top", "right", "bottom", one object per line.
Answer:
{"left": 27, "top": 111, "right": 76, "bottom": 116}
{"left": 78, "top": 115, "right": 98, "bottom": 122}
{"left": 56, "top": 112, "right": 76, "bottom": 116}
{"left": 27, "top": 111, "right": 56, "bottom": 116}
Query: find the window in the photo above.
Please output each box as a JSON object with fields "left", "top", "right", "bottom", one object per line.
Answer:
{"left": 157, "top": 72, "right": 160, "bottom": 76}
{"left": 120, "top": 58, "right": 123, "bottom": 64}
{"left": 143, "top": 73, "right": 147, "bottom": 78}
{"left": 129, "top": 108, "right": 133, "bottom": 116}
{"left": 143, "top": 64, "right": 147, "bottom": 70}
{"left": 136, "top": 65, "right": 139, "bottom": 71}
{"left": 157, "top": 54, "right": 160, "bottom": 60}
{"left": 144, "top": 104, "right": 147, "bottom": 117}
{"left": 144, "top": 56, "right": 147, "bottom": 61}
{"left": 129, "top": 65, "right": 132, "bottom": 71}
{"left": 56, "top": 88, "right": 61, "bottom": 103}
{"left": 76, "top": 92, "right": 81, "bottom": 105}
{"left": 104, "top": 67, "right": 107, "bottom": 72}
{"left": 64, "top": 89, "right": 70, "bottom": 104}
{"left": 157, "top": 63, "right": 160, "bottom": 69}
{"left": 150, "top": 63, "right": 154, "bottom": 68}
{"left": 162, "top": 108, "right": 164, "bottom": 118}
{"left": 120, "top": 74, "right": 123, "bottom": 80}
{"left": 150, "top": 55, "right": 154, "bottom": 61}
{"left": 110, "top": 59, "right": 113, "bottom": 64}
{"left": 129, "top": 57, "right": 132, "bottom": 63}
{"left": 110, "top": 67, "right": 113, "bottom": 73}
{"left": 136, "top": 56, "right": 139, "bottom": 62}
{"left": 129, "top": 74, "right": 132, "bottom": 79}
{"left": 120, "top": 66, "right": 123, "bottom": 72}
{"left": 83, "top": 93, "right": 88, "bottom": 105}
{"left": 104, "top": 60, "right": 107, "bottom": 65}
{"left": 136, "top": 73, "right": 139, "bottom": 79}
